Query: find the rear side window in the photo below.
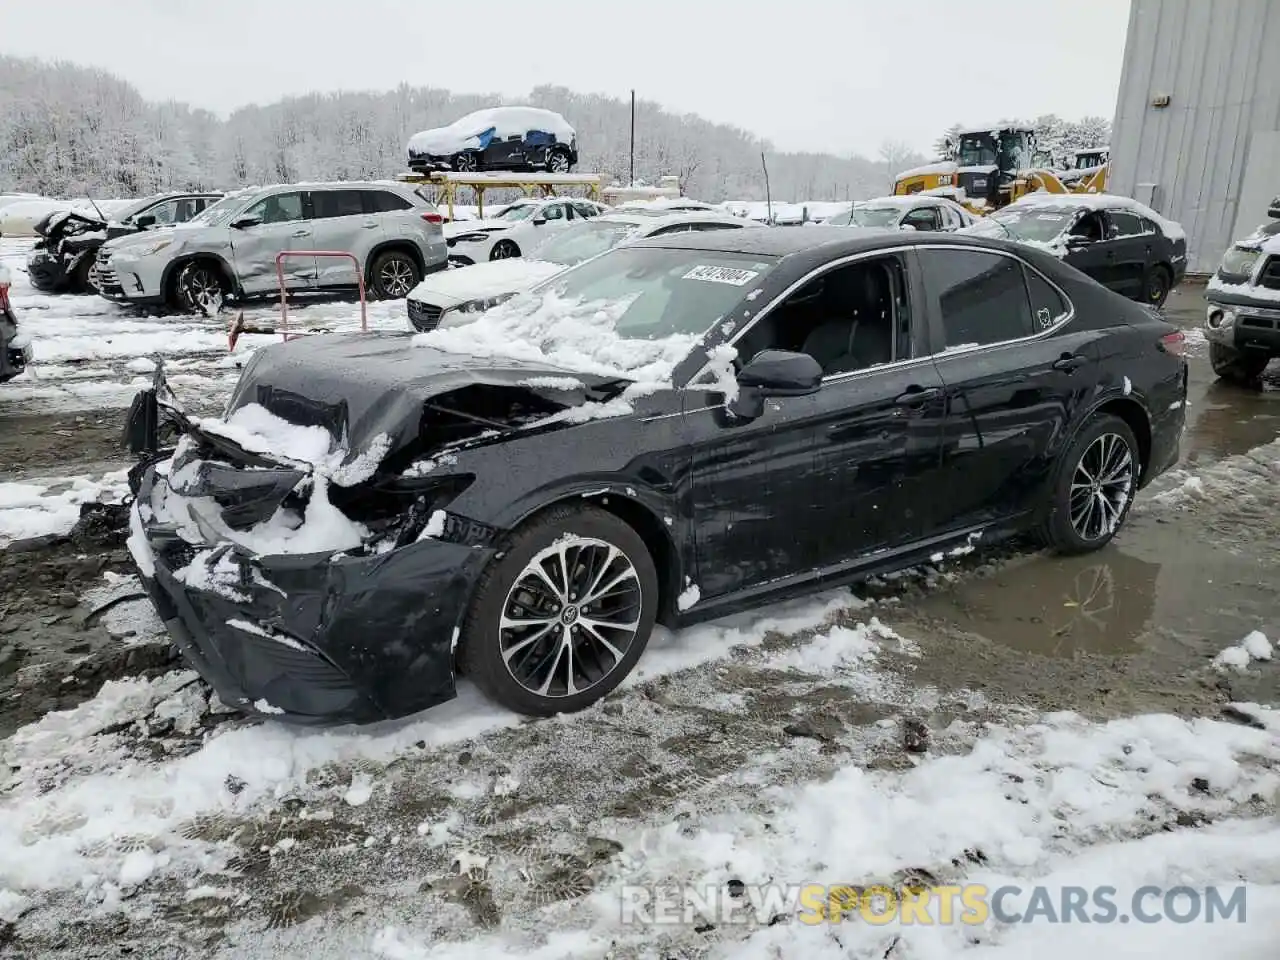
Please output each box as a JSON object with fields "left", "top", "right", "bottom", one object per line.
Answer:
{"left": 364, "top": 189, "right": 412, "bottom": 213}
{"left": 1024, "top": 268, "right": 1071, "bottom": 331}
{"left": 921, "top": 249, "right": 1035, "bottom": 348}
{"left": 312, "top": 190, "right": 364, "bottom": 219}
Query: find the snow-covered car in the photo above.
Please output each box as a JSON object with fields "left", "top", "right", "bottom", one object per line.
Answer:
{"left": 444, "top": 196, "right": 610, "bottom": 265}
{"left": 27, "top": 192, "right": 222, "bottom": 294}
{"left": 822, "top": 195, "right": 976, "bottom": 231}
{"left": 408, "top": 210, "right": 756, "bottom": 332}
{"left": 96, "top": 182, "right": 448, "bottom": 311}
{"left": 1203, "top": 217, "right": 1280, "bottom": 383}
{"left": 960, "top": 193, "right": 1187, "bottom": 307}
{"left": 0, "top": 266, "right": 32, "bottom": 382}
{"left": 407, "top": 107, "right": 578, "bottom": 174}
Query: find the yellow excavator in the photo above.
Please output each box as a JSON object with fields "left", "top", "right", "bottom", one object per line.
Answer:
{"left": 1059, "top": 145, "right": 1109, "bottom": 194}
{"left": 894, "top": 125, "right": 1075, "bottom": 215}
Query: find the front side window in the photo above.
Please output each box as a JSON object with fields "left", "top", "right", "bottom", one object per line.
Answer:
{"left": 245, "top": 192, "right": 305, "bottom": 225}
{"left": 142, "top": 199, "right": 181, "bottom": 225}
{"left": 921, "top": 249, "right": 1036, "bottom": 348}
{"left": 902, "top": 207, "right": 942, "bottom": 232}
{"left": 540, "top": 202, "right": 567, "bottom": 221}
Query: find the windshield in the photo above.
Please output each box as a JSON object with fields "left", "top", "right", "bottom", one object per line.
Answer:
{"left": 530, "top": 220, "right": 641, "bottom": 266}
{"left": 415, "top": 246, "right": 779, "bottom": 382}
{"left": 957, "top": 135, "right": 998, "bottom": 168}
{"left": 980, "top": 208, "right": 1073, "bottom": 242}
{"left": 188, "top": 193, "right": 251, "bottom": 228}
{"left": 822, "top": 209, "right": 854, "bottom": 226}
{"left": 849, "top": 207, "right": 903, "bottom": 228}
{"left": 492, "top": 203, "right": 538, "bottom": 222}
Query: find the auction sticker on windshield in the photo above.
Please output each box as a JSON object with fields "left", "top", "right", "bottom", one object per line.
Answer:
{"left": 1036, "top": 213, "right": 1067, "bottom": 220}
{"left": 683, "top": 265, "right": 760, "bottom": 286}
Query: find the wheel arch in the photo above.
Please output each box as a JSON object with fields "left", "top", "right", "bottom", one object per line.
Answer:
{"left": 508, "top": 488, "right": 684, "bottom": 628}
{"left": 1080, "top": 394, "right": 1153, "bottom": 486}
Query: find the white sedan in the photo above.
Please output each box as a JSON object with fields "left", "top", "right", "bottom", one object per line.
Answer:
{"left": 823, "top": 195, "right": 976, "bottom": 231}
{"left": 408, "top": 210, "right": 756, "bottom": 332}
{"left": 444, "top": 196, "right": 611, "bottom": 264}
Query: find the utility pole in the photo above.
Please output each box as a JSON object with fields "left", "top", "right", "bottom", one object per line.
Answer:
{"left": 761, "top": 150, "right": 772, "bottom": 224}
{"left": 629, "top": 89, "right": 636, "bottom": 186}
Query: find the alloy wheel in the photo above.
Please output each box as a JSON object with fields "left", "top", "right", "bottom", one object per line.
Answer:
{"left": 499, "top": 536, "right": 643, "bottom": 698}
{"left": 456, "top": 153, "right": 477, "bottom": 172}
{"left": 187, "top": 268, "right": 223, "bottom": 315}
{"left": 491, "top": 241, "right": 516, "bottom": 260}
{"left": 547, "top": 151, "right": 570, "bottom": 173}
{"left": 1069, "top": 432, "right": 1135, "bottom": 542}
{"left": 1148, "top": 273, "right": 1168, "bottom": 304}
{"left": 379, "top": 258, "right": 416, "bottom": 297}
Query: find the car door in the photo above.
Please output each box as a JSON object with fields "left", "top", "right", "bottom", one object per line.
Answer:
{"left": 918, "top": 246, "right": 1103, "bottom": 532}
{"left": 1061, "top": 210, "right": 1122, "bottom": 292}
{"left": 683, "top": 253, "right": 949, "bottom": 600}
{"left": 1104, "top": 210, "right": 1152, "bottom": 299}
{"left": 485, "top": 131, "right": 526, "bottom": 169}
{"left": 229, "top": 190, "right": 315, "bottom": 294}
{"left": 308, "top": 188, "right": 372, "bottom": 287}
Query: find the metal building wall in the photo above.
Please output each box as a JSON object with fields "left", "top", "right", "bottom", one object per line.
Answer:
{"left": 1109, "top": 0, "right": 1280, "bottom": 274}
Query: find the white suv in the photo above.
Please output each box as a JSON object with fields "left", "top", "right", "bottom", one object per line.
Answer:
{"left": 96, "top": 182, "right": 447, "bottom": 312}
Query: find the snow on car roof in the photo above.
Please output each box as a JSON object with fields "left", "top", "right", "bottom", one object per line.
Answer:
{"left": 855, "top": 195, "right": 963, "bottom": 210}
{"left": 1003, "top": 191, "right": 1185, "bottom": 240}
{"left": 408, "top": 106, "right": 575, "bottom": 156}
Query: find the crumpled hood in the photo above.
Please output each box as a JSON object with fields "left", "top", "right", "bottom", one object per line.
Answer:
{"left": 407, "top": 258, "right": 565, "bottom": 308}
{"left": 443, "top": 218, "right": 511, "bottom": 240}
{"left": 223, "top": 332, "right": 621, "bottom": 465}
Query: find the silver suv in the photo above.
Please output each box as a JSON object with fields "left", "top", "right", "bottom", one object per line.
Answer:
{"left": 96, "top": 182, "right": 447, "bottom": 312}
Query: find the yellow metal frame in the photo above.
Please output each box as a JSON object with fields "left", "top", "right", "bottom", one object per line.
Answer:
{"left": 396, "top": 171, "right": 606, "bottom": 220}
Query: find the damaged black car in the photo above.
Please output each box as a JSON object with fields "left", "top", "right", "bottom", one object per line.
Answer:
{"left": 123, "top": 228, "right": 1187, "bottom": 725}
{"left": 27, "top": 192, "right": 221, "bottom": 294}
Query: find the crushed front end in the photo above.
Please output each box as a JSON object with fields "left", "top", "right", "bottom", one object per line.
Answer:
{"left": 122, "top": 366, "right": 498, "bottom": 725}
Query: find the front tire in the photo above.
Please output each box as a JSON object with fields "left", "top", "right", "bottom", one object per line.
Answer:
{"left": 1209, "top": 341, "right": 1270, "bottom": 384}
{"left": 458, "top": 504, "right": 659, "bottom": 716}
{"left": 370, "top": 249, "right": 422, "bottom": 299}
{"left": 174, "top": 261, "right": 228, "bottom": 315}
{"left": 70, "top": 255, "right": 96, "bottom": 295}
{"left": 546, "top": 147, "right": 572, "bottom": 173}
{"left": 1038, "top": 414, "right": 1139, "bottom": 555}
{"left": 452, "top": 152, "right": 479, "bottom": 172}
{"left": 489, "top": 239, "right": 520, "bottom": 260}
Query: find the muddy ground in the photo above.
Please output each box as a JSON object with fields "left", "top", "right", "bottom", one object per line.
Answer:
{"left": 2, "top": 284, "right": 1279, "bottom": 956}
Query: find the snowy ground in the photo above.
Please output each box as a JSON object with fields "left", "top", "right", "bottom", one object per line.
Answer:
{"left": 1, "top": 267, "right": 1278, "bottom": 957}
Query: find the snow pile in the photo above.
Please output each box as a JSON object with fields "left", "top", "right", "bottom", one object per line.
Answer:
{"left": 677, "top": 578, "right": 701, "bottom": 611}
{"left": 196, "top": 404, "right": 392, "bottom": 487}
{"left": 408, "top": 106, "right": 574, "bottom": 157}
{"left": 1213, "top": 631, "right": 1273, "bottom": 672}
{"left": 414, "top": 289, "right": 702, "bottom": 384}
{"left": 0, "top": 469, "right": 131, "bottom": 545}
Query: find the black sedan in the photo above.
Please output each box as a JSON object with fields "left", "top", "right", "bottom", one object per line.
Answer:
{"left": 122, "top": 228, "right": 1188, "bottom": 725}
{"left": 961, "top": 195, "right": 1187, "bottom": 308}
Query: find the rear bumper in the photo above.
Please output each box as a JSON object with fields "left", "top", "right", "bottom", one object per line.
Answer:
{"left": 1, "top": 308, "right": 31, "bottom": 382}
{"left": 130, "top": 464, "right": 493, "bottom": 725}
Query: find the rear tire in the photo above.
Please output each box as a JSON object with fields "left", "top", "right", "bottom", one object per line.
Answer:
{"left": 458, "top": 504, "right": 659, "bottom": 716}
{"left": 546, "top": 147, "right": 572, "bottom": 173}
{"left": 1037, "top": 414, "right": 1140, "bottom": 555}
{"left": 369, "top": 249, "right": 421, "bottom": 299}
{"left": 489, "top": 240, "right": 520, "bottom": 260}
{"left": 452, "top": 152, "right": 479, "bottom": 172}
{"left": 1145, "top": 264, "right": 1172, "bottom": 308}
{"left": 1209, "top": 341, "right": 1270, "bottom": 384}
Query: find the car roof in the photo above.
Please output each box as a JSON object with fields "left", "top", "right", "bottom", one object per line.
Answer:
{"left": 597, "top": 211, "right": 747, "bottom": 229}
{"left": 628, "top": 225, "right": 1030, "bottom": 263}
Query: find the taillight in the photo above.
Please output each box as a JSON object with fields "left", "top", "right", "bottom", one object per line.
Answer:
{"left": 1159, "top": 330, "right": 1186, "bottom": 357}
{"left": 422, "top": 212, "right": 443, "bottom": 225}
{"left": 0, "top": 282, "right": 9, "bottom": 312}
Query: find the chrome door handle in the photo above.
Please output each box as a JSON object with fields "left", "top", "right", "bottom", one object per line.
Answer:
{"left": 291, "top": 229, "right": 310, "bottom": 238}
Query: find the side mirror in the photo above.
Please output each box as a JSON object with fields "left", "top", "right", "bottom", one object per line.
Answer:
{"left": 900, "top": 223, "right": 918, "bottom": 232}
{"left": 1268, "top": 196, "right": 1280, "bottom": 219}
{"left": 230, "top": 216, "right": 262, "bottom": 230}
{"left": 532, "top": 216, "right": 548, "bottom": 226}
{"left": 727, "top": 349, "right": 823, "bottom": 419}
{"left": 134, "top": 214, "right": 157, "bottom": 229}
{"left": 1066, "top": 233, "right": 1092, "bottom": 248}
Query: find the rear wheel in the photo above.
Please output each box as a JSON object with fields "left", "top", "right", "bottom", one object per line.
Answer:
{"left": 1038, "top": 414, "right": 1139, "bottom": 554}
{"left": 1209, "top": 341, "right": 1270, "bottom": 384}
{"left": 174, "top": 261, "right": 228, "bottom": 315}
{"left": 489, "top": 239, "right": 520, "bottom": 260}
{"left": 546, "top": 147, "right": 572, "bottom": 173}
{"left": 370, "top": 249, "right": 421, "bottom": 299}
{"left": 1145, "top": 264, "right": 1172, "bottom": 308}
{"left": 458, "top": 504, "right": 659, "bottom": 716}
{"left": 452, "top": 152, "right": 479, "bottom": 172}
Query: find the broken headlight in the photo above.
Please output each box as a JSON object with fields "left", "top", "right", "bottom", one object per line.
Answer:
{"left": 438, "top": 293, "right": 515, "bottom": 328}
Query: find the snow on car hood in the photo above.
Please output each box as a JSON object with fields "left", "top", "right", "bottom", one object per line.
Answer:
{"left": 407, "top": 258, "right": 567, "bottom": 308}
{"left": 221, "top": 331, "right": 626, "bottom": 463}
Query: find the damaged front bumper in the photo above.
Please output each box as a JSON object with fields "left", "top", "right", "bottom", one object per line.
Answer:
{"left": 123, "top": 370, "right": 497, "bottom": 725}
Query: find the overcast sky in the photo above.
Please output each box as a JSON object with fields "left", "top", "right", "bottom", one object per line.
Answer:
{"left": 2, "top": 0, "right": 1131, "bottom": 157}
